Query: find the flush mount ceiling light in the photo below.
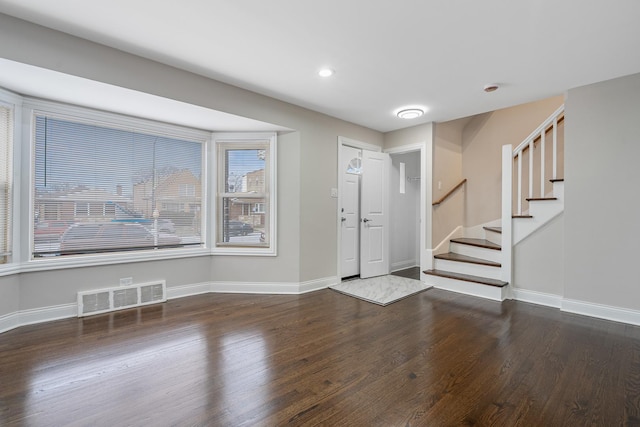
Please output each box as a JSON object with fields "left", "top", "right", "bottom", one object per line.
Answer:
{"left": 318, "top": 68, "right": 335, "bottom": 77}
{"left": 396, "top": 108, "right": 425, "bottom": 119}
{"left": 484, "top": 83, "right": 500, "bottom": 93}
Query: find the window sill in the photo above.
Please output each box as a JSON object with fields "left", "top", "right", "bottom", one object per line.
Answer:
{"left": 211, "top": 246, "right": 276, "bottom": 257}
{"left": 0, "top": 244, "right": 278, "bottom": 277}
{"left": 20, "top": 247, "right": 212, "bottom": 273}
{"left": 0, "top": 264, "right": 21, "bottom": 277}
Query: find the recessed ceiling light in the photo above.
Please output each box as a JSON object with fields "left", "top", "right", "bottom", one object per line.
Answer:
{"left": 318, "top": 68, "right": 335, "bottom": 77}
{"left": 397, "top": 108, "right": 425, "bottom": 119}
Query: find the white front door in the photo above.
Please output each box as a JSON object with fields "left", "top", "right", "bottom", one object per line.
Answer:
{"left": 340, "top": 146, "right": 361, "bottom": 277}
{"left": 360, "top": 150, "right": 390, "bottom": 278}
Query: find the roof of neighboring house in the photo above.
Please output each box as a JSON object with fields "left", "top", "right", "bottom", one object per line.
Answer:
{"left": 36, "top": 187, "right": 132, "bottom": 203}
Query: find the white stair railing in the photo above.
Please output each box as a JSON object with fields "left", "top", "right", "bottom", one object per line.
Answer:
{"left": 512, "top": 105, "right": 564, "bottom": 216}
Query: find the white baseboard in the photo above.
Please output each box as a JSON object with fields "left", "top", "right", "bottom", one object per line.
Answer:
{"left": 512, "top": 289, "right": 640, "bottom": 326}
{"left": 0, "top": 311, "right": 19, "bottom": 334}
{"left": 433, "top": 226, "right": 463, "bottom": 255}
{"left": 391, "top": 260, "right": 418, "bottom": 272}
{"left": 166, "top": 282, "right": 212, "bottom": 300}
{"left": 210, "top": 276, "right": 337, "bottom": 295}
{"left": 0, "top": 303, "right": 76, "bottom": 334}
{"left": 210, "top": 281, "right": 302, "bottom": 294}
{"left": 512, "top": 288, "right": 562, "bottom": 308}
{"left": 562, "top": 298, "right": 640, "bottom": 326}
{"left": 299, "top": 276, "right": 338, "bottom": 293}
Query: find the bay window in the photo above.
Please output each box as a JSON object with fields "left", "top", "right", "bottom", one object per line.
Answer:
{"left": 0, "top": 91, "right": 278, "bottom": 268}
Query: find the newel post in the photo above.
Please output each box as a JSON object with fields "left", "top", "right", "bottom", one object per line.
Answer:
{"left": 501, "top": 145, "right": 513, "bottom": 286}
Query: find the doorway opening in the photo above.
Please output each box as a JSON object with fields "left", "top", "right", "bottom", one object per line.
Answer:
{"left": 337, "top": 137, "right": 427, "bottom": 283}
{"left": 389, "top": 151, "right": 421, "bottom": 277}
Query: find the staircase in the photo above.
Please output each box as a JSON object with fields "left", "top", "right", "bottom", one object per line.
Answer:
{"left": 424, "top": 232, "right": 509, "bottom": 301}
{"left": 424, "top": 105, "right": 565, "bottom": 301}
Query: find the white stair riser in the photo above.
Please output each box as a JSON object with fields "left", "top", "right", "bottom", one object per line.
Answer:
{"left": 552, "top": 181, "right": 564, "bottom": 201}
{"left": 425, "top": 275, "right": 508, "bottom": 301}
{"left": 483, "top": 231, "right": 502, "bottom": 245}
{"left": 528, "top": 199, "right": 563, "bottom": 218}
{"left": 433, "top": 258, "right": 502, "bottom": 280}
{"left": 449, "top": 242, "right": 501, "bottom": 263}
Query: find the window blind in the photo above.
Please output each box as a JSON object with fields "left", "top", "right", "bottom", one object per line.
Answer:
{"left": 0, "top": 105, "right": 12, "bottom": 263}
{"left": 32, "top": 114, "right": 204, "bottom": 257}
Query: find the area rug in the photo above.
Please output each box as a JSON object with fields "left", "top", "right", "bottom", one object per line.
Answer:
{"left": 329, "top": 275, "right": 431, "bottom": 306}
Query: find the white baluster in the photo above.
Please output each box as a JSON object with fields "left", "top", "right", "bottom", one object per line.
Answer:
{"left": 552, "top": 117, "right": 558, "bottom": 180}
{"left": 540, "top": 129, "right": 545, "bottom": 198}
{"left": 517, "top": 152, "right": 522, "bottom": 215}
{"left": 528, "top": 140, "right": 534, "bottom": 200}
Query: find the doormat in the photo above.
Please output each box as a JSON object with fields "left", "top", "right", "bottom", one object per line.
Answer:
{"left": 329, "top": 275, "right": 431, "bottom": 306}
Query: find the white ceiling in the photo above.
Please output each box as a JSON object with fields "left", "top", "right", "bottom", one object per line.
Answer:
{"left": 1, "top": 0, "right": 640, "bottom": 133}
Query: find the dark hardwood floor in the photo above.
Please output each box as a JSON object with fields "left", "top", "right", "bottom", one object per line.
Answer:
{"left": 1, "top": 287, "right": 639, "bottom": 426}
{"left": 390, "top": 266, "right": 421, "bottom": 280}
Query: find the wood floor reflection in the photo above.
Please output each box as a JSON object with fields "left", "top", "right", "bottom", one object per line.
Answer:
{"left": 1, "top": 287, "right": 639, "bottom": 426}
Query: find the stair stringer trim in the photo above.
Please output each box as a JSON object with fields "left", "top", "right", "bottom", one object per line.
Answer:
{"left": 432, "top": 226, "right": 463, "bottom": 255}
{"left": 513, "top": 181, "right": 564, "bottom": 245}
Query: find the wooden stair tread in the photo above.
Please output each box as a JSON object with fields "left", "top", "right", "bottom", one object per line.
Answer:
{"left": 434, "top": 252, "right": 501, "bottom": 267}
{"left": 423, "top": 269, "right": 509, "bottom": 287}
{"left": 483, "top": 226, "right": 502, "bottom": 234}
{"left": 550, "top": 178, "right": 564, "bottom": 183}
{"left": 450, "top": 237, "right": 501, "bottom": 250}
{"left": 525, "top": 197, "right": 558, "bottom": 201}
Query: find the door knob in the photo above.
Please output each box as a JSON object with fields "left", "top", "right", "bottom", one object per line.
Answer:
{"left": 362, "top": 218, "right": 371, "bottom": 223}
{"left": 341, "top": 217, "right": 346, "bottom": 222}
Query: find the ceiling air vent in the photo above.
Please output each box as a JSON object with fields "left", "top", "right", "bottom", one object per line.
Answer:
{"left": 78, "top": 280, "right": 166, "bottom": 317}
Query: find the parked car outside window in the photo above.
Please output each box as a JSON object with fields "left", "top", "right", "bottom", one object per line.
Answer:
{"left": 59, "top": 222, "right": 181, "bottom": 255}
{"left": 34, "top": 220, "right": 74, "bottom": 242}
{"left": 226, "top": 221, "right": 254, "bottom": 236}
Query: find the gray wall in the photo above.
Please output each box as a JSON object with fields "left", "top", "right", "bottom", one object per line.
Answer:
{"left": 513, "top": 213, "right": 564, "bottom": 296}
{"left": 0, "top": 13, "right": 383, "bottom": 314}
{"left": 564, "top": 72, "right": 640, "bottom": 310}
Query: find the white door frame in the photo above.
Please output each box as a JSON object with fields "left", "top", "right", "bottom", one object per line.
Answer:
{"left": 384, "top": 142, "right": 432, "bottom": 280}
{"left": 337, "top": 137, "right": 431, "bottom": 282}
{"left": 337, "top": 137, "right": 382, "bottom": 280}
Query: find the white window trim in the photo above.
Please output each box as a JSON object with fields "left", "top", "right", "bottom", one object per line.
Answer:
{"left": 22, "top": 97, "right": 210, "bottom": 269}
{"left": 211, "top": 132, "right": 277, "bottom": 256}
{"left": 0, "top": 88, "right": 21, "bottom": 271}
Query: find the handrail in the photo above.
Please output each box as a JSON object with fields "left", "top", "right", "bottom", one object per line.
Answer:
{"left": 432, "top": 179, "right": 466, "bottom": 206}
{"left": 511, "top": 104, "right": 564, "bottom": 215}
{"left": 512, "top": 105, "right": 565, "bottom": 155}
{"left": 520, "top": 114, "right": 564, "bottom": 152}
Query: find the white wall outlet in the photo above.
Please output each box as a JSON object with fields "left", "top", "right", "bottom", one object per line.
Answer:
{"left": 330, "top": 188, "right": 338, "bottom": 198}
{"left": 438, "top": 181, "right": 442, "bottom": 190}
{"left": 120, "top": 277, "right": 133, "bottom": 286}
